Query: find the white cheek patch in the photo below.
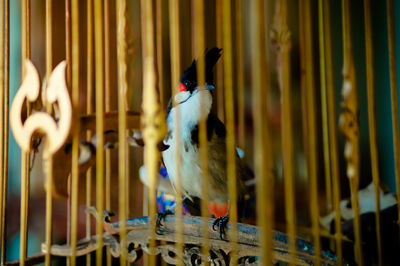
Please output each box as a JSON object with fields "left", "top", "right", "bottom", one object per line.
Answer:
{"left": 174, "top": 91, "right": 191, "bottom": 104}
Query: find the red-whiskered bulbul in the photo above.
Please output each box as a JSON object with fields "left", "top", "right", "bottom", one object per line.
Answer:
{"left": 160, "top": 47, "right": 253, "bottom": 237}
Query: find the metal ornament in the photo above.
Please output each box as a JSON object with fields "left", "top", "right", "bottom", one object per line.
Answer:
{"left": 10, "top": 60, "right": 72, "bottom": 154}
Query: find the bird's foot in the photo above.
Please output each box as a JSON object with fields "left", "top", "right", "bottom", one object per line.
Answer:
{"left": 156, "top": 209, "right": 174, "bottom": 227}
{"left": 213, "top": 214, "right": 229, "bottom": 240}
{"left": 103, "top": 210, "right": 115, "bottom": 223}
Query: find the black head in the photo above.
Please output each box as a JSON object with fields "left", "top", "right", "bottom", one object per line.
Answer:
{"left": 178, "top": 47, "right": 222, "bottom": 93}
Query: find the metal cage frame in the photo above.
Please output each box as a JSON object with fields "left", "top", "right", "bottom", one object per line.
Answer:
{"left": 0, "top": 0, "right": 399, "bottom": 265}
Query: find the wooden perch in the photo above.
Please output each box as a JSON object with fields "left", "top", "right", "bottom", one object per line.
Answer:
{"left": 43, "top": 212, "right": 340, "bottom": 265}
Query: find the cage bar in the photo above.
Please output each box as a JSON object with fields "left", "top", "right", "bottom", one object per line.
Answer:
{"left": 44, "top": 1, "right": 53, "bottom": 265}
{"left": 251, "top": 0, "right": 274, "bottom": 264}
{"left": 168, "top": 0, "right": 184, "bottom": 265}
{"left": 141, "top": 0, "right": 160, "bottom": 264}
{"left": 94, "top": 0, "right": 105, "bottom": 264}
{"left": 278, "top": 0, "right": 297, "bottom": 264}
{"left": 216, "top": 0, "right": 224, "bottom": 122}
{"left": 19, "top": 153, "right": 29, "bottom": 266}
{"left": 222, "top": 0, "right": 239, "bottom": 264}
{"left": 117, "top": 0, "right": 128, "bottom": 264}
{"left": 156, "top": 0, "right": 164, "bottom": 108}
{"left": 0, "top": 0, "right": 5, "bottom": 262}
{"left": 66, "top": 0, "right": 72, "bottom": 262}
{"left": 104, "top": 1, "right": 113, "bottom": 264}
{"left": 303, "top": 1, "right": 321, "bottom": 265}
{"left": 316, "top": 0, "right": 333, "bottom": 212}
{"left": 341, "top": 0, "right": 363, "bottom": 264}
{"left": 70, "top": 0, "right": 80, "bottom": 265}
{"left": 363, "top": 0, "right": 383, "bottom": 265}
{"left": 387, "top": 0, "right": 400, "bottom": 232}
{"left": 65, "top": 0, "right": 71, "bottom": 90}
{"left": 19, "top": 1, "right": 31, "bottom": 265}
{"left": 0, "top": 0, "right": 10, "bottom": 263}
{"left": 323, "top": 0, "right": 343, "bottom": 262}
{"left": 298, "top": 0, "right": 309, "bottom": 181}
{"left": 86, "top": 1, "right": 94, "bottom": 266}
{"left": 235, "top": 0, "right": 245, "bottom": 150}
{"left": 193, "top": 1, "right": 211, "bottom": 264}
{"left": 45, "top": 0, "right": 52, "bottom": 84}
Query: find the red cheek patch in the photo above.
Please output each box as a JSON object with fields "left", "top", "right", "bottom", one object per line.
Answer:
{"left": 179, "top": 82, "right": 187, "bottom": 92}
{"left": 207, "top": 202, "right": 229, "bottom": 218}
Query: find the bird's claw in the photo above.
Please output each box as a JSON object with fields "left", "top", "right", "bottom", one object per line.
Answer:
{"left": 103, "top": 210, "right": 115, "bottom": 223}
{"left": 212, "top": 215, "right": 229, "bottom": 240}
{"left": 156, "top": 209, "right": 174, "bottom": 227}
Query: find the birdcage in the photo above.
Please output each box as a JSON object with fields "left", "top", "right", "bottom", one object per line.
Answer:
{"left": 0, "top": 0, "right": 399, "bottom": 265}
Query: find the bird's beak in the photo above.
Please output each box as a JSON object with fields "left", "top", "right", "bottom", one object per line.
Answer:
{"left": 205, "top": 84, "right": 215, "bottom": 91}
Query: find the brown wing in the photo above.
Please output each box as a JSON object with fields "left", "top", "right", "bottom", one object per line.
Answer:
{"left": 205, "top": 114, "right": 248, "bottom": 201}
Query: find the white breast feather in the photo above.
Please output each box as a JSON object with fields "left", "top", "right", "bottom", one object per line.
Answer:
{"left": 162, "top": 89, "right": 212, "bottom": 198}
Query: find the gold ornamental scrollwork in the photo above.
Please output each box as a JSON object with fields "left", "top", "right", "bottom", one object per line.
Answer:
{"left": 10, "top": 60, "right": 72, "bottom": 154}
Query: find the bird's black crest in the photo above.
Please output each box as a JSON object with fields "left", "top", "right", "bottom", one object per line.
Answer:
{"left": 179, "top": 47, "right": 222, "bottom": 92}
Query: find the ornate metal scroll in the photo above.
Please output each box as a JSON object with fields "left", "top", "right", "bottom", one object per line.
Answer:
{"left": 10, "top": 60, "right": 72, "bottom": 154}
{"left": 11, "top": 60, "right": 71, "bottom": 266}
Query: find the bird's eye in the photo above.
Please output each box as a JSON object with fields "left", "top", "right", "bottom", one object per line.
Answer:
{"left": 184, "top": 80, "right": 190, "bottom": 87}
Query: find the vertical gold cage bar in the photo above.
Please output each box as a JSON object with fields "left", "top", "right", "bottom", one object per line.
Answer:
{"left": 222, "top": 0, "right": 239, "bottom": 264}
{"left": 20, "top": 1, "right": 31, "bottom": 265}
{"left": 279, "top": 0, "right": 296, "bottom": 264}
{"left": 156, "top": 0, "right": 164, "bottom": 108}
{"left": 0, "top": 0, "right": 5, "bottom": 262}
{"left": 216, "top": 0, "right": 224, "bottom": 121}
{"left": 65, "top": 0, "right": 71, "bottom": 89}
{"left": 46, "top": 0, "right": 52, "bottom": 81}
{"left": 44, "top": 146, "right": 53, "bottom": 266}
{"left": 298, "top": 0, "right": 309, "bottom": 175}
{"left": 94, "top": 0, "right": 105, "bottom": 264}
{"left": 235, "top": 0, "right": 245, "bottom": 149}
{"left": 104, "top": 0, "right": 111, "bottom": 115}
{"left": 341, "top": 0, "right": 363, "bottom": 264}
{"left": 124, "top": 0, "right": 129, "bottom": 238}
{"left": 316, "top": 0, "right": 333, "bottom": 212}
{"left": 386, "top": 0, "right": 400, "bottom": 230}
{"left": 0, "top": 0, "right": 9, "bottom": 263}
{"left": 363, "top": 0, "right": 383, "bottom": 265}
{"left": 65, "top": 0, "right": 72, "bottom": 261}
{"left": 19, "top": 153, "right": 28, "bottom": 266}
{"left": 142, "top": 0, "right": 159, "bottom": 264}
{"left": 251, "top": 0, "right": 273, "bottom": 264}
{"left": 70, "top": 0, "right": 80, "bottom": 265}
{"left": 304, "top": 0, "right": 321, "bottom": 264}
{"left": 169, "top": 0, "right": 184, "bottom": 264}
{"left": 44, "top": 0, "right": 53, "bottom": 265}
{"left": 22, "top": 0, "right": 31, "bottom": 64}
{"left": 86, "top": 1, "right": 93, "bottom": 265}
{"left": 104, "top": 1, "right": 113, "bottom": 264}
{"left": 323, "top": 0, "right": 343, "bottom": 262}
{"left": 65, "top": 1, "right": 72, "bottom": 262}
{"left": 193, "top": 0, "right": 210, "bottom": 264}
{"left": 117, "top": 0, "right": 128, "bottom": 264}
{"left": 139, "top": 0, "right": 148, "bottom": 240}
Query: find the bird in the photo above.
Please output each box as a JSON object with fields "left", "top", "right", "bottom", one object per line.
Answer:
{"left": 159, "top": 47, "right": 254, "bottom": 238}
{"left": 320, "top": 182, "right": 399, "bottom": 264}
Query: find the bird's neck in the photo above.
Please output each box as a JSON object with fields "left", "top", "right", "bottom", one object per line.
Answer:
{"left": 167, "top": 90, "right": 213, "bottom": 140}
